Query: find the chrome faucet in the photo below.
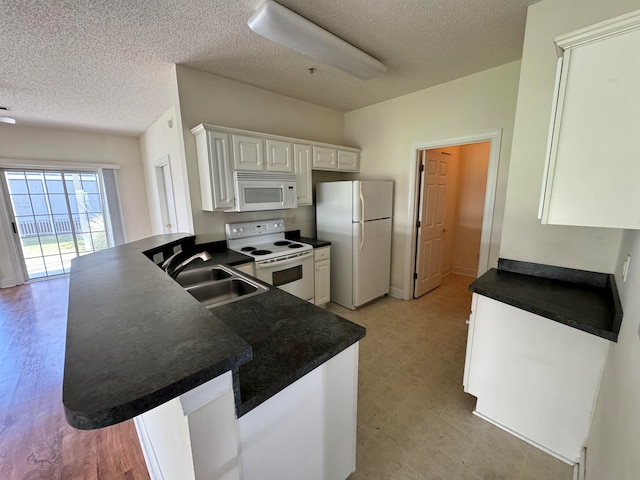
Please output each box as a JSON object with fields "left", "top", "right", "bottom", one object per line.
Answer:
{"left": 163, "top": 251, "right": 213, "bottom": 278}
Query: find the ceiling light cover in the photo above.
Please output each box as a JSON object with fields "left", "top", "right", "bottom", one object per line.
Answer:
{"left": 248, "top": 0, "right": 387, "bottom": 80}
{"left": 0, "top": 116, "right": 16, "bottom": 125}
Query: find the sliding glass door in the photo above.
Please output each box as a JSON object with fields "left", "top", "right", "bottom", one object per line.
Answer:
{"left": 2, "top": 169, "right": 114, "bottom": 279}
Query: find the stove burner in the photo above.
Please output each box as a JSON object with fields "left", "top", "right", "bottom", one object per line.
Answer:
{"left": 241, "top": 246, "right": 256, "bottom": 252}
{"left": 274, "top": 241, "right": 291, "bottom": 246}
{"left": 252, "top": 249, "right": 272, "bottom": 256}
{"left": 288, "top": 243, "right": 303, "bottom": 249}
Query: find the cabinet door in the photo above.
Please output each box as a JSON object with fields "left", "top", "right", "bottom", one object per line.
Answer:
{"left": 232, "top": 134, "right": 264, "bottom": 171}
{"left": 312, "top": 146, "right": 337, "bottom": 170}
{"left": 196, "top": 130, "right": 234, "bottom": 211}
{"left": 337, "top": 150, "right": 360, "bottom": 172}
{"left": 539, "top": 12, "right": 640, "bottom": 228}
{"left": 294, "top": 144, "right": 312, "bottom": 206}
{"left": 265, "top": 139, "right": 294, "bottom": 173}
{"left": 314, "top": 258, "right": 330, "bottom": 307}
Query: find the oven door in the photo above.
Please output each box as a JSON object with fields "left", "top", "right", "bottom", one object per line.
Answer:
{"left": 255, "top": 250, "right": 314, "bottom": 302}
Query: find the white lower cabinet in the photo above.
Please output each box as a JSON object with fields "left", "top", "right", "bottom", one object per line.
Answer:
{"left": 238, "top": 343, "right": 358, "bottom": 480}
{"left": 314, "top": 247, "right": 330, "bottom": 307}
{"left": 464, "top": 294, "right": 610, "bottom": 463}
{"left": 135, "top": 343, "right": 360, "bottom": 480}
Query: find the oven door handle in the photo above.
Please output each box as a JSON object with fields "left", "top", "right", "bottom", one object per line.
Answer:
{"left": 254, "top": 252, "right": 312, "bottom": 269}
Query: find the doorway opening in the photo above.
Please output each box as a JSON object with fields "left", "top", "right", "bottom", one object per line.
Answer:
{"left": 1, "top": 169, "right": 116, "bottom": 280}
{"left": 407, "top": 131, "right": 502, "bottom": 299}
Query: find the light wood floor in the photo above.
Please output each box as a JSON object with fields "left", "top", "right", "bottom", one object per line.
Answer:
{"left": 0, "top": 277, "right": 149, "bottom": 480}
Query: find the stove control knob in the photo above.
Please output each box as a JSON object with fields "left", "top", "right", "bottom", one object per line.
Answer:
{"left": 232, "top": 228, "right": 238, "bottom": 233}
{"left": 238, "top": 227, "right": 244, "bottom": 233}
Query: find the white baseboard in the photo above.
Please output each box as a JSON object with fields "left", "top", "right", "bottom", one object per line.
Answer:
{"left": 389, "top": 286, "right": 404, "bottom": 300}
{"left": 451, "top": 265, "right": 477, "bottom": 278}
{"left": 1, "top": 278, "right": 18, "bottom": 288}
{"left": 472, "top": 410, "right": 575, "bottom": 466}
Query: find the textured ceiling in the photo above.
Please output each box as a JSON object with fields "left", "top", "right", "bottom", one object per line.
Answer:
{"left": 0, "top": 0, "right": 539, "bottom": 136}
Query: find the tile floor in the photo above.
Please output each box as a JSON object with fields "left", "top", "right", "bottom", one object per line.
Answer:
{"left": 330, "top": 274, "right": 574, "bottom": 480}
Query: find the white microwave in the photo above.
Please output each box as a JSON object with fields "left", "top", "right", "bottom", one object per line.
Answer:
{"left": 231, "top": 171, "right": 298, "bottom": 212}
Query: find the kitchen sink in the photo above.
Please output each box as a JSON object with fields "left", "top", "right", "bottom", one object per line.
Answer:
{"left": 175, "top": 265, "right": 232, "bottom": 287}
{"left": 177, "top": 264, "right": 269, "bottom": 309}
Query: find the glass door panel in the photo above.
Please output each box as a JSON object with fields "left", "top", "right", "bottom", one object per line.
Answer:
{"left": 2, "top": 169, "right": 114, "bottom": 280}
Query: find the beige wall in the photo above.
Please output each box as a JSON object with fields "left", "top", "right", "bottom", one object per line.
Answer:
{"left": 451, "top": 142, "right": 490, "bottom": 277}
{"left": 0, "top": 124, "right": 151, "bottom": 286}
{"left": 175, "top": 65, "right": 346, "bottom": 242}
{"left": 344, "top": 61, "right": 520, "bottom": 297}
{"left": 498, "top": 0, "right": 640, "bottom": 272}
{"left": 140, "top": 105, "right": 194, "bottom": 235}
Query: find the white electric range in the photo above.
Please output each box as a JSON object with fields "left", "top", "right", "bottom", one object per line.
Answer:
{"left": 225, "top": 219, "right": 315, "bottom": 303}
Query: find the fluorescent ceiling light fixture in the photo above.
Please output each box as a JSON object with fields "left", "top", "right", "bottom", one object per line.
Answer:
{"left": 248, "top": 0, "right": 387, "bottom": 80}
{"left": 0, "top": 116, "right": 16, "bottom": 125}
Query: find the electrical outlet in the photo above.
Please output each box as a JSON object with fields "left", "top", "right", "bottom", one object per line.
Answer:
{"left": 622, "top": 254, "right": 631, "bottom": 282}
{"left": 152, "top": 252, "right": 164, "bottom": 264}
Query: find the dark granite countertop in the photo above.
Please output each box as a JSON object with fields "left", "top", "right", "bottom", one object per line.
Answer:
{"left": 469, "top": 258, "right": 623, "bottom": 342}
{"left": 213, "top": 287, "right": 364, "bottom": 416}
{"left": 64, "top": 234, "right": 363, "bottom": 429}
{"left": 285, "top": 230, "right": 331, "bottom": 248}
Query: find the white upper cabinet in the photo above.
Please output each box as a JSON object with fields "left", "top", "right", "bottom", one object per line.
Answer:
{"left": 232, "top": 134, "right": 264, "bottom": 171}
{"left": 265, "top": 139, "right": 294, "bottom": 173}
{"left": 192, "top": 123, "right": 361, "bottom": 210}
{"left": 312, "top": 146, "right": 360, "bottom": 172}
{"left": 193, "top": 126, "right": 234, "bottom": 211}
{"left": 539, "top": 10, "right": 640, "bottom": 229}
{"left": 294, "top": 144, "right": 312, "bottom": 206}
{"left": 337, "top": 150, "right": 360, "bottom": 172}
{"left": 312, "top": 146, "right": 337, "bottom": 170}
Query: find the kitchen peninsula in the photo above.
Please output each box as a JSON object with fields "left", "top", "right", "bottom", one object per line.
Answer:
{"left": 63, "top": 234, "right": 365, "bottom": 480}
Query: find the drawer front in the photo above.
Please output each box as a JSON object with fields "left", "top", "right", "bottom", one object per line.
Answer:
{"left": 314, "top": 247, "right": 330, "bottom": 262}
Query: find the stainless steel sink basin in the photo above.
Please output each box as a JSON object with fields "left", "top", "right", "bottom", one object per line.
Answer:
{"left": 175, "top": 265, "right": 232, "bottom": 287}
{"left": 177, "top": 264, "right": 269, "bottom": 309}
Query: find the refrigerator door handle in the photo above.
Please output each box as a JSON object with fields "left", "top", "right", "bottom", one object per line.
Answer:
{"left": 359, "top": 183, "right": 365, "bottom": 224}
{"left": 360, "top": 222, "right": 364, "bottom": 251}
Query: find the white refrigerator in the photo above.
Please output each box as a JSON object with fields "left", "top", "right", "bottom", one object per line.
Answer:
{"left": 316, "top": 180, "right": 393, "bottom": 310}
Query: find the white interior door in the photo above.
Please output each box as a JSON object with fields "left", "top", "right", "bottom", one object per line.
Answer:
{"left": 414, "top": 150, "right": 448, "bottom": 297}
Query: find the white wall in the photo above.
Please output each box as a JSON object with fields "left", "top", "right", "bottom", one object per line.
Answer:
{"left": 451, "top": 142, "right": 490, "bottom": 277}
{"left": 344, "top": 61, "right": 520, "bottom": 296}
{"left": 175, "top": 66, "right": 346, "bottom": 243}
{"left": 498, "top": 0, "right": 640, "bottom": 272}
{"left": 140, "top": 105, "right": 194, "bottom": 235}
{"left": 586, "top": 230, "right": 640, "bottom": 479}
{"left": 0, "top": 124, "right": 151, "bottom": 286}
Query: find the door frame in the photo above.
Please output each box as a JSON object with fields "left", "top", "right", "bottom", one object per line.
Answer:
{"left": 403, "top": 130, "right": 502, "bottom": 301}
{"left": 0, "top": 174, "right": 28, "bottom": 286}
{"left": 0, "top": 160, "right": 120, "bottom": 286}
